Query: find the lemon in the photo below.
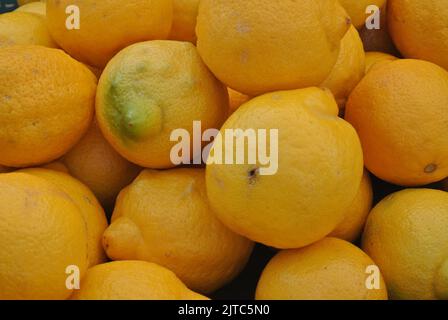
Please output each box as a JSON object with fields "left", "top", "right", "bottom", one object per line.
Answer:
{"left": 196, "top": 0, "right": 351, "bottom": 95}
{"left": 362, "top": 189, "right": 448, "bottom": 300}
{"left": 330, "top": 169, "right": 373, "bottom": 242}
{"left": 20, "top": 168, "right": 108, "bottom": 267}
{"left": 0, "top": 11, "right": 56, "bottom": 48}
{"left": 103, "top": 169, "right": 254, "bottom": 293}
{"left": 0, "top": 45, "right": 96, "bottom": 168}
{"left": 96, "top": 40, "right": 228, "bottom": 169}
{"left": 47, "top": 0, "right": 173, "bottom": 68}
{"left": 388, "top": 0, "right": 448, "bottom": 70}
{"left": 345, "top": 59, "right": 448, "bottom": 186}
{"left": 206, "top": 87, "right": 363, "bottom": 248}
{"left": 63, "top": 120, "right": 141, "bottom": 209}
{"left": 0, "top": 172, "right": 88, "bottom": 299}
{"left": 71, "top": 261, "right": 208, "bottom": 300}
{"left": 256, "top": 237, "right": 388, "bottom": 300}
{"left": 320, "top": 25, "right": 365, "bottom": 108}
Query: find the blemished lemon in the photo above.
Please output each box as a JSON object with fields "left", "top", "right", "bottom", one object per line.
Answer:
{"left": 320, "top": 25, "right": 365, "bottom": 108}
{"left": 338, "top": 0, "right": 386, "bottom": 29}
{"left": 0, "top": 11, "right": 56, "bottom": 48}
{"left": 330, "top": 169, "right": 373, "bottom": 242}
{"left": 16, "top": 1, "right": 46, "bottom": 16}
{"left": 206, "top": 87, "right": 363, "bottom": 249}
{"left": 103, "top": 169, "right": 254, "bottom": 293}
{"left": 20, "top": 168, "right": 108, "bottom": 267}
{"left": 196, "top": 0, "right": 351, "bottom": 96}
{"left": 0, "top": 172, "right": 88, "bottom": 300}
{"left": 388, "top": 0, "right": 448, "bottom": 70}
{"left": 63, "top": 120, "right": 141, "bottom": 209}
{"left": 364, "top": 51, "right": 398, "bottom": 73}
{"left": 0, "top": 46, "right": 96, "bottom": 168}
{"left": 362, "top": 189, "right": 448, "bottom": 300}
{"left": 345, "top": 59, "right": 448, "bottom": 186}
{"left": 256, "top": 237, "right": 388, "bottom": 300}
{"left": 169, "top": 0, "right": 199, "bottom": 43}
{"left": 71, "top": 261, "right": 208, "bottom": 300}
{"left": 46, "top": 0, "right": 173, "bottom": 68}
{"left": 96, "top": 40, "right": 228, "bottom": 169}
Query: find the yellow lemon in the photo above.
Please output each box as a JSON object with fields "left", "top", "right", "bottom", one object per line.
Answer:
{"left": 345, "top": 59, "right": 448, "bottom": 186}
{"left": 63, "top": 120, "right": 141, "bottom": 209}
{"left": 0, "top": 45, "right": 96, "bottom": 168}
{"left": 256, "top": 237, "right": 388, "bottom": 300}
{"left": 0, "top": 11, "right": 56, "bottom": 48}
{"left": 169, "top": 0, "right": 199, "bottom": 43}
{"left": 362, "top": 189, "right": 448, "bottom": 300}
{"left": 364, "top": 51, "right": 398, "bottom": 73}
{"left": 46, "top": 0, "right": 173, "bottom": 68}
{"left": 103, "top": 169, "right": 254, "bottom": 293}
{"left": 96, "top": 40, "right": 228, "bottom": 169}
{"left": 320, "top": 25, "right": 365, "bottom": 108}
{"left": 196, "top": 0, "right": 351, "bottom": 96}
{"left": 71, "top": 261, "right": 208, "bottom": 300}
{"left": 388, "top": 0, "right": 448, "bottom": 70}
{"left": 0, "top": 172, "right": 88, "bottom": 300}
{"left": 330, "top": 169, "right": 373, "bottom": 242}
{"left": 20, "top": 168, "right": 108, "bottom": 267}
{"left": 206, "top": 87, "right": 363, "bottom": 248}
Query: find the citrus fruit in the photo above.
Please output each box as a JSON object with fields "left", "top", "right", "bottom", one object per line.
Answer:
{"left": 0, "top": 172, "right": 88, "bottom": 300}
{"left": 339, "top": 0, "right": 386, "bottom": 29}
{"left": 16, "top": 1, "right": 46, "bottom": 16}
{"left": 206, "top": 87, "right": 364, "bottom": 248}
{"left": 320, "top": 25, "right": 365, "bottom": 108}
{"left": 169, "top": 0, "right": 199, "bottom": 43}
{"left": 196, "top": 0, "right": 351, "bottom": 96}
{"left": 330, "top": 169, "right": 373, "bottom": 242}
{"left": 0, "top": 45, "right": 96, "bottom": 167}
{"left": 362, "top": 189, "right": 448, "bottom": 300}
{"left": 256, "top": 237, "right": 388, "bottom": 300}
{"left": 20, "top": 168, "right": 108, "bottom": 267}
{"left": 103, "top": 169, "right": 254, "bottom": 293}
{"left": 388, "top": 0, "right": 448, "bottom": 70}
{"left": 0, "top": 11, "right": 56, "bottom": 48}
{"left": 364, "top": 51, "right": 398, "bottom": 73}
{"left": 96, "top": 40, "right": 228, "bottom": 169}
{"left": 345, "top": 59, "right": 448, "bottom": 186}
{"left": 63, "top": 120, "right": 141, "bottom": 209}
{"left": 71, "top": 261, "right": 208, "bottom": 300}
{"left": 228, "top": 88, "right": 250, "bottom": 115}
{"left": 46, "top": 0, "right": 173, "bottom": 68}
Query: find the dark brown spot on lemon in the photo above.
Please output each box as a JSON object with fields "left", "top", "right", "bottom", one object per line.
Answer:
{"left": 424, "top": 164, "right": 437, "bottom": 173}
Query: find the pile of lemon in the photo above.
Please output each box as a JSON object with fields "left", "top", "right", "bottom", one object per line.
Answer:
{"left": 1, "top": 0, "right": 448, "bottom": 300}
